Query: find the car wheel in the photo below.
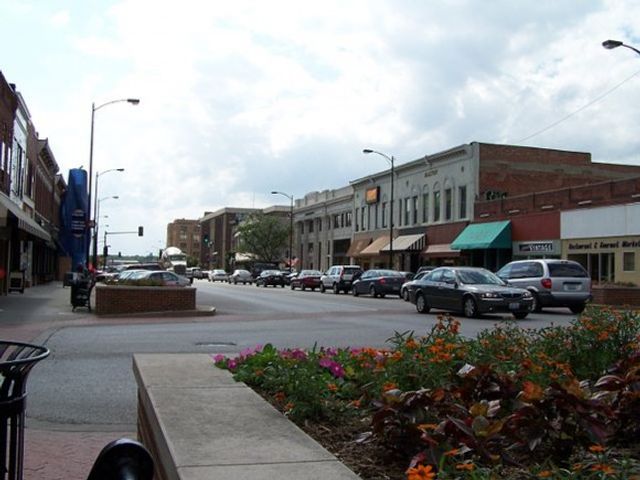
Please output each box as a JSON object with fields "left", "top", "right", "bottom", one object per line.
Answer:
{"left": 415, "top": 293, "right": 430, "bottom": 314}
{"left": 311, "top": 288, "right": 315, "bottom": 291}
{"left": 332, "top": 283, "right": 339, "bottom": 294}
{"left": 513, "top": 312, "right": 528, "bottom": 320}
{"left": 463, "top": 296, "right": 479, "bottom": 318}
{"left": 320, "top": 283, "right": 326, "bottom": 293}
{"left": 369, "top": 286, "right": 377, "bottom": 298}
{"left": 290, "top": 284, "right": 295, "bottom": 290}
{"left": 280, "top": 284, "right": 285, "bottom": 288}
{"left": 352, "top": 287, "right": 359, "bottom": 297}
{"left": 402, "top": 289, "right": 410, "bottom": 301}
{"left": 530, "top": 292, "right": 542, "bottom": 312}
{"left": 570, "top": 304, "right": 586, "bottom": 314}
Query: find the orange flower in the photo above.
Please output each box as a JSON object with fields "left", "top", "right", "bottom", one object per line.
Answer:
{"left": 284, "top": 402, "right": 294, "bottom": 411}
{"left": 520, "top": 380, "right": 544, "bottom": 402}
{"left": 327, "top": 383, "right": 338, "bottom": 392}
{"left": 538, "top": 471, "right": 553, "bottom": 478}
{"left": 350, "top": 399, "right": 361, "bottom": 409}
{"left": 591, "top": 463, "right": 616, "bottom": 475}
{"left": 598, "top": 331, "right": 610, "bottom": 341}
{"left": 455, "top": 463, "right": 475, "bottom": 471}
{"left": 405, "top": 338, "right": 419, "bottom": 350}
{"left": 417, "top": 423, "right": 438, "bottom": 432}
{"left": 444, "top": 448, "right": 459, "bottom": 457}
{"left": 406, "top": 463, "right": 436, "bottom": 480}
{"left": 274, "top": 391, "right": 286, "bottom": 403}
{"left": 382, "top": 382, "right": 398, "bottom": 392}
{"left": 589, "top": 444, "right": 606, "bottom": 453}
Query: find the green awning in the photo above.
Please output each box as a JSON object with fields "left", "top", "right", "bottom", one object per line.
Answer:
{"left": 451, "top": 220, "right": 511, "bottom": 250}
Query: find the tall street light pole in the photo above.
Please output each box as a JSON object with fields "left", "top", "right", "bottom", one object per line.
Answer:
{"left": 602, "top": 39, "right": 640, "bottom": 57}
{"left": 87, "top": 98, "right": 139, "bottom": 267}
{"left": 92, "top": 168, "right": 124, "bottom": 269}
{"left": 271, "top": 191, "right": 294, "bottom": 271}
{"left": 363, "top": 149, "right": 395, "bottom": 269}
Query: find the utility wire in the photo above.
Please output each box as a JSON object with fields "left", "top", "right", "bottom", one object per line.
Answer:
{"left": 515, "top": 67, "right": 640, "bottom": 143}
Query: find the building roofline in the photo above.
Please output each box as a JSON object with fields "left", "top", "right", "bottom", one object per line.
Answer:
{"left": 199, "top": 207, "right": 261, "bottom": 222}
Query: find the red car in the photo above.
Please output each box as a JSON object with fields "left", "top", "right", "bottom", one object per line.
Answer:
{"left": 290, "top": 270, "right": 323, "bottom": 291}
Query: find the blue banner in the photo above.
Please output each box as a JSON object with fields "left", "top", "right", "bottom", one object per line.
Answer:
{"left": 59, "top": 168, "right": 89, "bottom": 269}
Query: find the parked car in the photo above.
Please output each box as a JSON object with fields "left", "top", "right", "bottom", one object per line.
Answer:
{"left": 290, "top": 270, "right": 322, "bottom": 291}
{"left": 255, "top": 270, "right": 285, "bottom": 288}
{"left": 284, "top": 271, "right": 298, "bottom": 286}
{"left": 416, "top": 265, "right": 436, "bottom": 276}
{"left": 496, "top": 259, "right": 592, "bottom": 314}
{"left": 409, "top": 266, "right": 533, "bottom": 319}
{"left": 123, "top": 270, "right": 190, "bottom": 287}
{"left": 401, "top": 271, "right": 429, "bottom": 301}
{"left": 352, "top": 269, "right": 406, "bottom": 298}
{"left": 113, "top": 269, "right": 146, "bottom": 283}
{"left": 228, "top": 269, "right": 253, "bottom": 284}
{"left": 320, "top": 265, "right": 363, "bottom": 294}
{"left": 208, "top": 269, "right": 229, "bottom": 282}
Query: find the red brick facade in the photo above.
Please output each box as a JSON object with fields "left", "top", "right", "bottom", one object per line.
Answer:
{"left": 95, "top": 285, "right": 196, "bottom": 315}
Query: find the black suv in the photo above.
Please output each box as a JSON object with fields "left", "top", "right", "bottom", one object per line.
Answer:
{"left": 320, "top": 265, "right": 363, "bottom": 294}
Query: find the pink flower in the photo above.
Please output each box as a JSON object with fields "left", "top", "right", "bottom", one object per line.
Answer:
{"left": 212, "top": 354, "right": 225, "bottom": 364}
{"left": 227, "top": 359, "right": 238, "bottom": 370}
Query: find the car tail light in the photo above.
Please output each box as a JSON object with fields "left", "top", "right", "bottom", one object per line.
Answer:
{"left": 379, "top": 278, "right": 386, "bottom": 284}
{"left": 541, "top": 278, "right": 552, "bottom": 289}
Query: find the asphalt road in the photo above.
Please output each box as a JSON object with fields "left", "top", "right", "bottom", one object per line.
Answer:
{"left": 26, "top": 279, "right": 579, "bottom": 431}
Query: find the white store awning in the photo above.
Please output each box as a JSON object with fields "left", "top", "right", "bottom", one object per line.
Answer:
{"left": 380, "top": 234, "right": 425, "bottom": 252}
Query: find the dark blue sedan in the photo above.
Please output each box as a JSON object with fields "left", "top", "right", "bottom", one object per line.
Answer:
{"left": 351, "top": 269, "right": 405, "bottom": 298}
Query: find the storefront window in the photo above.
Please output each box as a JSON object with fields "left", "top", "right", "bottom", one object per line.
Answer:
{"left": 433, "top": 190, "right": 441, "bottom": 222}
{"left": 569, "top": 253, "right": 615, "bottom": 283}
{"left": 624, "top": 252, "right": 636, "bottom": 272}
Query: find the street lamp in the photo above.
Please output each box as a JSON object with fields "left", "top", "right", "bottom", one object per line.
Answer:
{"left": 87, "top": 98, "right": 139, "bottom": 266}
{"left": 602, "top": 39, "right": 640, "bottom": 56}
{"left": 271, "top": 191, "right": 294, "bottom": 271}
{"left": 92, "top": 168, "right": 124, "bottom": 269}
{"left": 363, "top": 149, "right": 395, "bottom": 269}
{"left": 95, "top": 195, "right": 118, "bottom": 262}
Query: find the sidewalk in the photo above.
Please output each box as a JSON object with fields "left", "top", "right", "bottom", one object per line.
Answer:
{"left": 0, "top": 283, "right": 134, "bottom": 479}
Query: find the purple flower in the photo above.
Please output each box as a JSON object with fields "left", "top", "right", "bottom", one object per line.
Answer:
{"left": 227, "top": 359, "right": 238, "bottom": 370}
{"left": 212, "top": 354, "right": 225, "bottom": 364}
{"left": 319, "top": 358, "right": 345, "bottom": 378}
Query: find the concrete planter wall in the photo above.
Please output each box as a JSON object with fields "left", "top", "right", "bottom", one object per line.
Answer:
{"left": 133, "top": 354, "right": 360, "bottom": 480}
{"left": 95, "top": 285, "right": 196, "bottom": 315}
{"left": 592, "top": 285, "right": 640, "bottom": 307}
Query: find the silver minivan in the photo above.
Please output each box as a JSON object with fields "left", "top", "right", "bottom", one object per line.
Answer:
{"left": 496, "top": 259, "right": 592, "bottom": 314}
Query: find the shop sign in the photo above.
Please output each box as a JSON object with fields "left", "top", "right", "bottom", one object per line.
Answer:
{"left": 71, "top": 209, "right": 86, "bottom": 238}
{"left": 519, "top": 241, "right": 554, "bottom": 253}
{"left": 568, "top": 238, "right": 640, "bottom": 251}
{"left": 365, "top": 186, "right": 380, "bottom": 204}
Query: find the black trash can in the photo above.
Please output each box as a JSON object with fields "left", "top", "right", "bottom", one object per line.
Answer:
{"left": 0, "top": 341, "right": 49, "bottom": 480}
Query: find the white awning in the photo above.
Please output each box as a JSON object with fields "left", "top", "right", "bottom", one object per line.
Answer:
{"left": 0, "top": 193, "right": 52, "bottom": 242}
{"left": 380, "top": 234, "right": 425, "bottom": 252}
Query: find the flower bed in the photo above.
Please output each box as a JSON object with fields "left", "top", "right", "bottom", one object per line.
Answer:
{"left": 214, "top": 306, "right": 640, "bottom": 479}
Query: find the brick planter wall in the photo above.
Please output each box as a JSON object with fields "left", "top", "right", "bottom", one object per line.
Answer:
{"left": 592, "top": 286, "right": 640, "bottom": 307}
{"left": 95, "top": 285, "right": 196, "bottom": 315}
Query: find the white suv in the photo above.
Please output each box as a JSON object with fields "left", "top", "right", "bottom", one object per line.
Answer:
{"left": 320, "top": 265, "right": 363, "bottom": 294}
{"left": 496, "top": 259, "right": 592, "bottom": 314}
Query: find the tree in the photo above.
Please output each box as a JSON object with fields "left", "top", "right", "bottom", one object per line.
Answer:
{"left": 236, "top": 212, "right": 288, "bottom": 263}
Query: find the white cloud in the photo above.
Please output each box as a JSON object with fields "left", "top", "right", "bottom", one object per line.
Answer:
{"left": 2, "top": 0, "right": 640, "bottom": 254}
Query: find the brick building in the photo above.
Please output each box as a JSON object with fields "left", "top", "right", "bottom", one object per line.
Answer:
{"left": 0, "top": 72, "right": 62, "bottom": 293}
{"left": 166, "top": 219, "right": 201, "bottom": 263}
{"left": 348, "top": 142, "right": 640, "bottom": 272}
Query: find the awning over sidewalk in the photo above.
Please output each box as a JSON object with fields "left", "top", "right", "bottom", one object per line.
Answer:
{"left": 451, "top": 220, "right": 511, "bottom": 250}
{"left": 380, "top": 233, "right": 425, "bottom": 252}
{"left": 346, "top": 237, "right": 372, "bottom": 257}
{"left": 422, "top": 243, "right": 461, "bottom": 258}
{"left": 358, "top": 235, "right": 391, "bottom": 256}
{"left": 0, "top": 193, "right": 52, "bottom": 242}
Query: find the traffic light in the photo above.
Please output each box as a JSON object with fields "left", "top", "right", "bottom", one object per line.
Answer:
{"left": 138, "top": 226, "right": 144, "bottom": 236}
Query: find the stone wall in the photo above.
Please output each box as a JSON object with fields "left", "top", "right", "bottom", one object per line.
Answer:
{"left": 95, "top": 285, "right": 196, "bottom": 315}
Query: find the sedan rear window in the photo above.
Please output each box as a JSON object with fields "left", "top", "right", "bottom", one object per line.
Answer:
{"left": 548, "top": 263, "right": 588, "bottom": 278}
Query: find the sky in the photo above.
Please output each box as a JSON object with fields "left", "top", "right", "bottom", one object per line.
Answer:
{"left": 1, "top": 0, "right": 639, "bottom": 256}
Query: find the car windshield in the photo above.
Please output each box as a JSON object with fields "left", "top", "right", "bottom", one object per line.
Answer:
{"left": 457, "top": 269, "right": 504, "bottom": 285}
{"left": 377, "top": 270, "right": 403, "bottom": 277}
{"left": 301, "top": 270, "right": 321, "bottom": 276}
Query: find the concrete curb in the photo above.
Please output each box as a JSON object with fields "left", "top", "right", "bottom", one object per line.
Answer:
{"left": 95, "top": 305, "right": 216, "bottom": 318}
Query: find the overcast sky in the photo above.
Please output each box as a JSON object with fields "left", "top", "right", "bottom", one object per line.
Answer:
{"left": 1, "top": 0, "right": 639, "bottom": 255}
